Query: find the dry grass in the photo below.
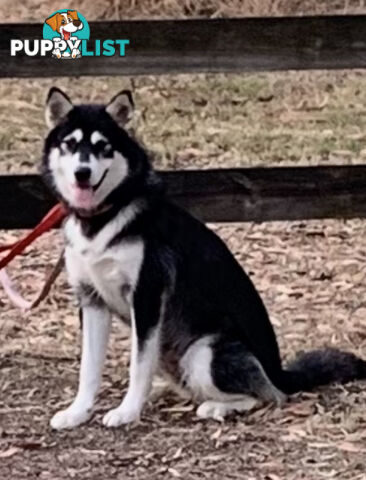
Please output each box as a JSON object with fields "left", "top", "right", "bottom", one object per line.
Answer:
{"left": 2, "top": 1, "right": 366, "bottom": 173}
{"left": 2, "top": 71, "right": 366, "bottom": 174}
{"left": 2, "top": 1, "right": 366, "bottom": 479}
{"left": 2, "top": 0, "right": 366, "bottom": 21}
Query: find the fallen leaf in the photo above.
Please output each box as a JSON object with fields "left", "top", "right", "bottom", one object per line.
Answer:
{"left": 0, "top": 447, "right": 21, "bottom": 458}
{"left": 168, "top": 467, "right": 181, "bottom": 477}
{"left": 337, "top": 442, "right": 363, "bottom": 453}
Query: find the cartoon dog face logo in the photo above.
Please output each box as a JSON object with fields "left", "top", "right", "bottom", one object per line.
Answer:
{"left": 44, "top": 10, "right": 89, "bottom": 59}
{"left": 46, "top": 10, "right": 83, "bottom": 41}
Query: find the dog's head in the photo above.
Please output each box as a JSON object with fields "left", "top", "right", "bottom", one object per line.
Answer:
{"left": 45, "top": 10, "right": 83, "bottom": 39}
{"left": 42, "top": 87, "right": 150, "bottom": 213}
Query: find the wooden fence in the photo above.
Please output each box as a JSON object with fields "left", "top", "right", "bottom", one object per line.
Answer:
{"left": 1, "top": 15, "right": 366, "bottom": 227}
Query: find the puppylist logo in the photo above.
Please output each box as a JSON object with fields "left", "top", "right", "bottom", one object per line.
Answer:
{"left": 43, "top": 9, "right": 89, "bottom": 59}
{"left": 10, "top": 9, "right": 130, "bottom": 59}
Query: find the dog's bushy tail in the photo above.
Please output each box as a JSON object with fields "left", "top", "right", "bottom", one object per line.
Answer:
{"left": 278, "top": 348, "right": 366, "bottom": 395}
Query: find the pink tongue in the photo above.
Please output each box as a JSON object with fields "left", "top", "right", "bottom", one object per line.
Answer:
{"left": 74, "top": 187, "right": 93, "bottom": 208}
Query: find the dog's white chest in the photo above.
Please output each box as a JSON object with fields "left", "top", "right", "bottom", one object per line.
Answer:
{"left": 64, "top": 216, "right": 144, "bottom": 317}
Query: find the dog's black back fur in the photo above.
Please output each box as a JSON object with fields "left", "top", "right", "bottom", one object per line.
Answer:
{"left": 111, "top": 188, "right": 366, "bottom": 395}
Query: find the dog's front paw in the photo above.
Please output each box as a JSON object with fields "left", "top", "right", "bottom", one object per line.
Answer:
{"left": 102, "top": 406, "right": 140, "bottom": 428}
{"left": 50, "top": 406, "right": 92, "bottom": 430}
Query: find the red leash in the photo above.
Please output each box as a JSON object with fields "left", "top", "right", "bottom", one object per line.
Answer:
{"left": 0, "top": 203, "right": 66, "bottom": 268}
{"left": 0, "top": 203, "right": 67, "bottom": 310}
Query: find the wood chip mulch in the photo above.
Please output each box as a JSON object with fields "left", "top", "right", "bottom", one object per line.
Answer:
{"left": 1, "top": 219, "right": 366, "bottom": 479}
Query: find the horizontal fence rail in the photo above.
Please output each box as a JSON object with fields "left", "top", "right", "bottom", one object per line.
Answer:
{"left": 2, "top": 166, "right": 366, "bottom": 228}
{"left": 2, "top": 15, "right": 366, "bottom": 77}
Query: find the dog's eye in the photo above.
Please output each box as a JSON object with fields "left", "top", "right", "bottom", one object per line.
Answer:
{"left": 95, "top": 140, "right": 112, "bottom": 156}
{"left": 61, "top": 19, "right": 66, "bottom": 24}
{"left": 68, "top": 17, "right": 73, "bottom": 22}
{"left": 62, "top": 138, "right": 77, "bottom": 152}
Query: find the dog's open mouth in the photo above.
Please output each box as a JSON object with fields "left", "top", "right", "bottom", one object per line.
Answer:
{"left": 73, "top": 169, "right": 109, "bottom": 208}
{"left": 61, "top": 28, "right": 71, "bottom": 41}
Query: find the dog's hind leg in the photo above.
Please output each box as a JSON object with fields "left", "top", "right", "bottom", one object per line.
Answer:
{"left": 180, "top": 336, "right": 286, "bottom": 421}
{"left": 50, "top": 305, "right": 112, "bottom": 429}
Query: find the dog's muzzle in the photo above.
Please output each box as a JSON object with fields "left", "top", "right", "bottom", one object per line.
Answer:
{"left": 73, "top": 20, "right": 82, "bottom": 27}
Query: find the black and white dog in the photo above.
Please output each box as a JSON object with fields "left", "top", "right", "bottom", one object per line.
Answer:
{"left": 42, "top": 87, "right": 366, "bottom": 429}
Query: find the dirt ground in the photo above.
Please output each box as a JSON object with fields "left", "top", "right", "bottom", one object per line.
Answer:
{"left": 1, "top": 220, "right": 366, "bottom": 480}
{"left": 2, "top": 1, "right": 366, "bottom": 479}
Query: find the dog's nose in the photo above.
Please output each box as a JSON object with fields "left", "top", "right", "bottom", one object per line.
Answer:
{"left": 73, "top": 19, "right": 81, "bottom": 27}
{"left": 75, "top": 167, "right": 91, "bottom": 184}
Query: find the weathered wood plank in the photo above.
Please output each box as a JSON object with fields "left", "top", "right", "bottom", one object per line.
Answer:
{"left": 2, "top": 166, "right": 366, "bottom": 228}
{"left": 2, "top": 15, "right": 366, "bottom": 77}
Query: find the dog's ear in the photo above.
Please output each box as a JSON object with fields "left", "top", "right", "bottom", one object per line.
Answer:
{"left": 45, "top": 87, "right": 73, "bottom": 128}
{"left": 45, "top": 12, "right": 62, "bottom": 32}
{"left": 67, "top": 10, "right": 79, "bottom": 20}
{"left": 105, "top": 90, "right": 134, "bottom": 127}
